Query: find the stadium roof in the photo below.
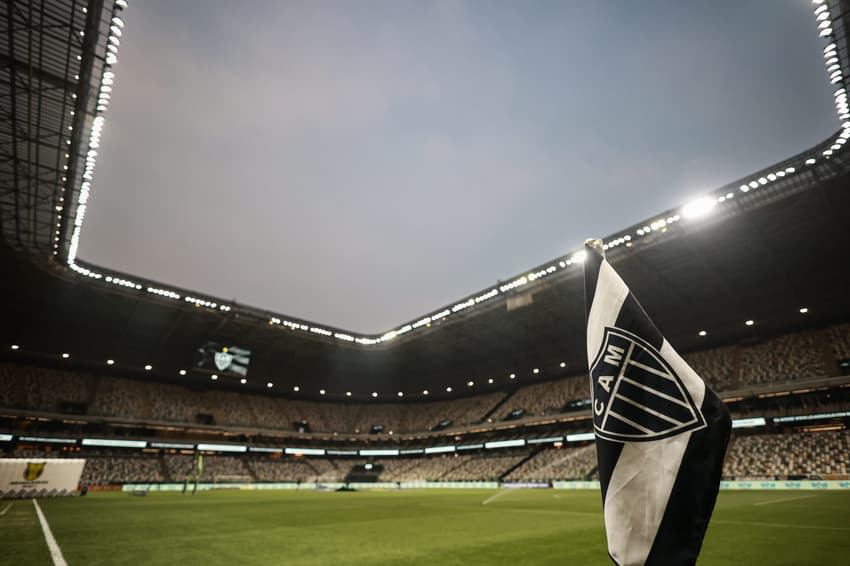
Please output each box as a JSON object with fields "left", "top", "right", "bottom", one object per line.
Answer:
{"left": 2, "top": 0, "right": 850, "bottom": 400}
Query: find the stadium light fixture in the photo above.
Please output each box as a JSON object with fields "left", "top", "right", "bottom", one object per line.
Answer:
{"left": 62, "top": 353, "right": 70, "bottom": 359}
{"left": 745, "top": 320, "right": 754, "bottom": 326}
{"left": 698, "top": 330, "right": 707, "bottom": 337}
{"left": 144, "top": 364, "right": 152, "bottom": 370}
{"left": 179, "top": 369, "right": 186, "bottom": 376}
{"left": 799, "top": 307, "right": 809, "bottom": 314}
{"left": 682, "top": 196, "right": 717, "bottom": 219}
{"left": 10, "top": 345, "right": 19, "bottom": 350}
{"left": 240, "top": 378, "right": 247, "bottom": 384}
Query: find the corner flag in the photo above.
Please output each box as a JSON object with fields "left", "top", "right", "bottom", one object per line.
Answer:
{"left": 583, "top": 239, "right": 731, "bottom": 566}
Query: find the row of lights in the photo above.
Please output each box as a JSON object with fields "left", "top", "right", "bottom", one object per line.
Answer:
{"left": 67, "top": 1, "right": 127, "bottom": 266}
{"left": 696, "top": 307, "right": 810, "bottom": 336}
{"left": 61, "top": 2, "right": 845, "bottom": 353}
{"left": 60, "top": 4, "right": 235, "bottom": 315}
{"left": 52, "top": 4, "right": 96, "bottom": 256}
{"left": 6, "top": 344, "right": 571, "bottom": 398}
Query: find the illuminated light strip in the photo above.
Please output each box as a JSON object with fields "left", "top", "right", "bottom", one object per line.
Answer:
{"left": 284, "top": 447, "right": 325, "bottom": 455}
{"left": 18, "top": 436, "right": 77, "bottom": 444}
{"left": 484, "top": 439, "right": 526, "bottom": 449}
{"left": 359, "top": 449, "right": 399, "bottom": 456}
{"left": 527, "top": 436, "right": 564, "bottom": 444}
{"left": 185, "top": 296, "right": 219, "bottom": 309}
{"left": 731, "top": 417, "right": 766, "bottom": 429}
{"left": 149, "top": 442, "right": 193, "bottom": 449}
{"left": 82, "top": 438, "right": 147, "bottom": 448}
{"left": 423, "top": 445, "right": 455, "bottom": 454}
{"left": 146, "top": 286, "right": 180, "bottom": 300}
{"left": 773, "top": 410, "right": 850, "bottom": 423}
{"left": 565, "top": 432, "right": 595, "bottom": 442}
{"left": 197, "top": 443, "right": 247, "bottom": 452}
{"left": 66, "top": 1, "right": 127, "bottom": 268}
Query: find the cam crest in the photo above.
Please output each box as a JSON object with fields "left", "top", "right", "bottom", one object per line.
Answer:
{"left": 590, "top": 327, "right": 705, "bottom": 442}
{"left": 23, "top": 462, "right": 46, "bottom": 481}
{"left": 214, "top": 351, "right": 233, "bottom": 371}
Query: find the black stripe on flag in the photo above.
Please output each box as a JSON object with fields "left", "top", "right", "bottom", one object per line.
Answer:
{"left": 644, "top": 392, "right": 732, "bottom": 565}
{"left": 615, "top": 292, "right": 663, "bottom": 350}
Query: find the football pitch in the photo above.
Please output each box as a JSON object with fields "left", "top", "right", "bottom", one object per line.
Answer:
{"left": 2, "top": 489, "right": 848, "bottom": 565}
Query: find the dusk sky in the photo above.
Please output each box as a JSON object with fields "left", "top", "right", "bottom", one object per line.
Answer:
{"left": 80, "top": 1, "right": 838, "bottom": 333}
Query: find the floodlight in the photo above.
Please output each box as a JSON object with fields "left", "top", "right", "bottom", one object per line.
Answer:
{"left": 682, "top": 196, "right": 716, "bottom": 219}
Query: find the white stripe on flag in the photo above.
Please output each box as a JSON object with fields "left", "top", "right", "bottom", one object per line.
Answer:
{"left": 604, "top": 431, "right": 693, "bottom": 565}
{"left": 602, "top": 339, "right": 705, "bottom": 565}
{"left": 586, "top": 260, "right": 629, "bottom": 368}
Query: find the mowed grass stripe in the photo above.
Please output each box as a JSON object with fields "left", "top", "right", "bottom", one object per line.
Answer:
{"left": 0, "top": 499, "right": 54, "bottom": 566}
{"left": 9, "top": 490, "right": 850, "bottom": 566}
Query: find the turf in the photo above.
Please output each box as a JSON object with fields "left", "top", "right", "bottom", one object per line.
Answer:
{"left": 2, "top": 489, "right": 848, "bottom": 565}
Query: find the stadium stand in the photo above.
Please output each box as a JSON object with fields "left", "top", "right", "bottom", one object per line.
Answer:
{"left": 722, "top": 431, "right": 850, "bottom": 480}
{"left": 505, "top": 445, "right": 597, "bottom": 482}
{"left": 827, "top": 322, "right": 850, "bottom": 363}
{"left": 683, "top": 345, "right": 740, "bottom": 392}
{"left": 498, "top": 376, "right": 587, "bottom": 418}
{"left": 738, "top": 331, "right": 828, "bottom": 386}
{"left": 164, "top": 454, "right": 251, "bottom": 483}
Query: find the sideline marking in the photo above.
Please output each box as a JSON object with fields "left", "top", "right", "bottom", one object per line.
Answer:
{"left": 32, "top": 499, "right": 68, "bottom": 566}
{"left": 753, "top": 494, "right": 817, "bottom": 507}
{"left": 0, "top": 502, "right": 12, "bottom": 516}
{"left": 482, "top": 490, "right": 511, "bottom": 506}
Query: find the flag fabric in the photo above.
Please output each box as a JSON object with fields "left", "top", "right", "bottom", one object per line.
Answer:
{"left": 583, "top": 239, "right": 731, "bottom": 566}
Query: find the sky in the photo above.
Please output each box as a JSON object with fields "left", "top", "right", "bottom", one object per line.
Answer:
{"left": 80, "top": 0, "right": 838, "bottom": 334}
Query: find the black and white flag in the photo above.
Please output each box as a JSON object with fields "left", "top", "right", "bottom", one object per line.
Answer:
{"left": 583, "top": 239, "right": 731, "bottom": 566}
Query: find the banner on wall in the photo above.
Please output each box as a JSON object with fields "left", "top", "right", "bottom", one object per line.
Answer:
{"left": 0, "top": 459, "right": 85, "bottom": 498}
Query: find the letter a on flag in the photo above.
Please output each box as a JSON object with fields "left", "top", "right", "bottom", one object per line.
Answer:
{"left": 583, "top": 239, "right": 731, "bottom": 566}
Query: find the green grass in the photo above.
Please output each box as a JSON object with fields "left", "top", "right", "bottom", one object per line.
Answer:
{"left": 2, "top": 489, "right": 849, "bottom": 565}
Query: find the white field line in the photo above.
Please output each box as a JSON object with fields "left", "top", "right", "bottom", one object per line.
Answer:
{"left": 753, "top": 494, "right": 818, "bottom": 507}
{"left": 482, "top": 489, "right": 512, "bottom": 506}
{"left": 32, "top": 499, "right": 68, "bottom": 566}
{"left": 0, "top": 502, "right": 12, "bottom": 516}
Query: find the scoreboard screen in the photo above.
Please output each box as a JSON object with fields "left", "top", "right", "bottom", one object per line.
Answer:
{"left": 196, "top": 342, "right": 251, "bottom": 376}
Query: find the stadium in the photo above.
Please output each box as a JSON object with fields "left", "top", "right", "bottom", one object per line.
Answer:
{"left": 2, "top": 1, "right": 850, "bottom": 565}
